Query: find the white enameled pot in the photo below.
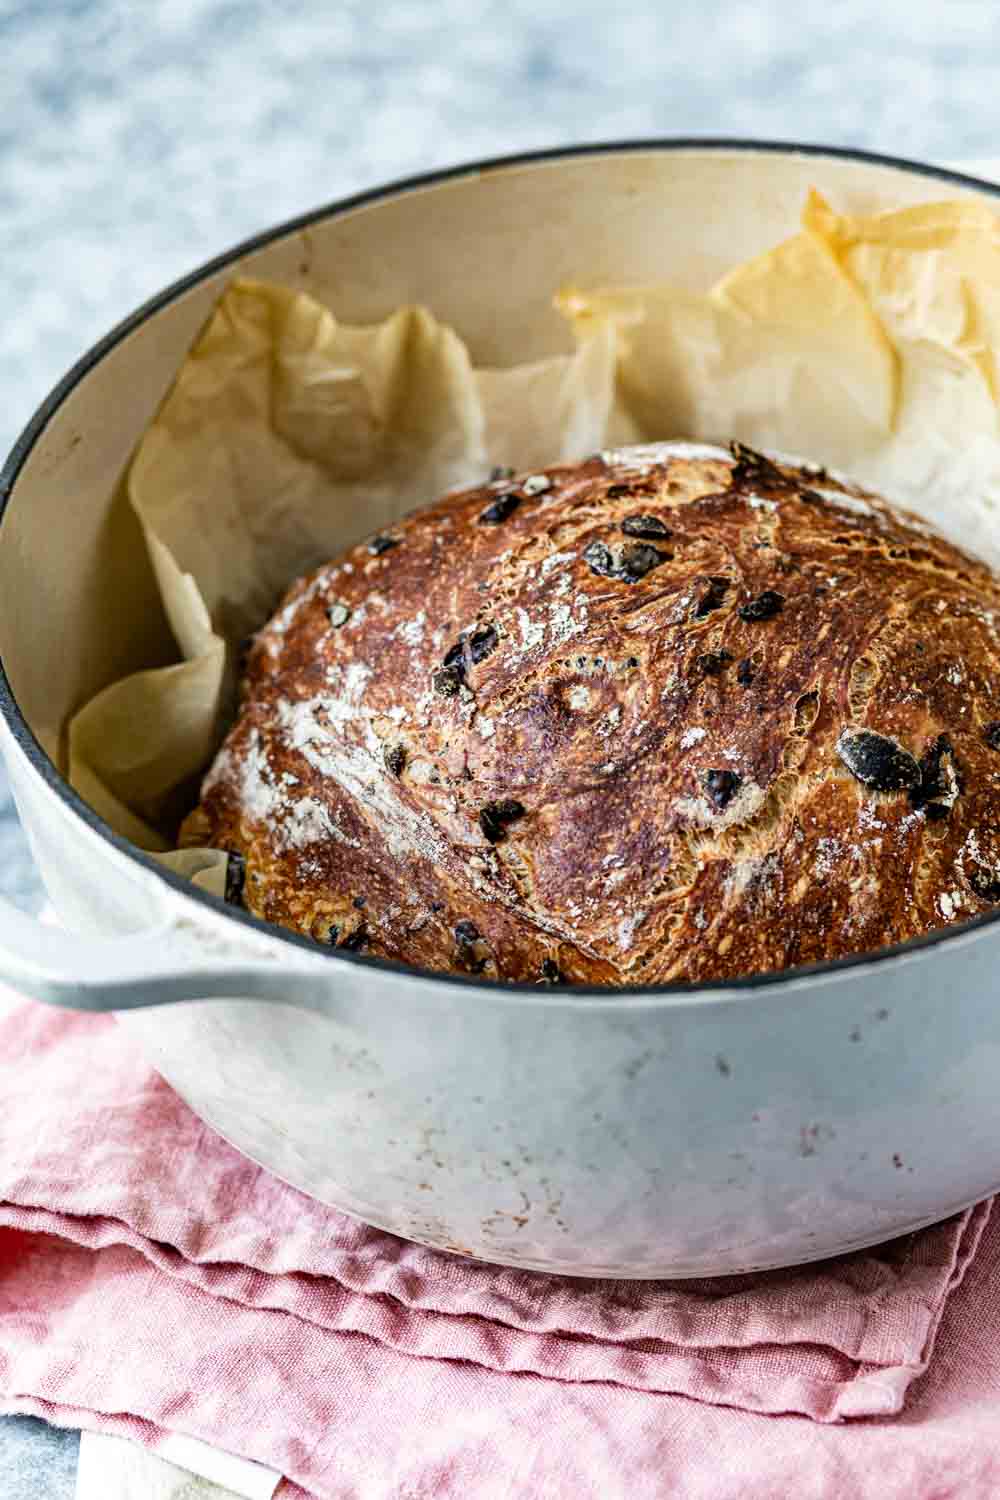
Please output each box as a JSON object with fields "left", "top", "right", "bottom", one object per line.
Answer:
{"left": 2, "top": 141, "right": 1000, "bottom": 1279}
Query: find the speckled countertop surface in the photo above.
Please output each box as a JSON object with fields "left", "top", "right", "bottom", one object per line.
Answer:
{"left": 0, "top": 1, "right": 996, "bottom": 1492}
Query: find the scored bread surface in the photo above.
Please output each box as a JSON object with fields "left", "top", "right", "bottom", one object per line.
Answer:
{"left": 181, "top": 442, "right": 1000, "bottom": 984}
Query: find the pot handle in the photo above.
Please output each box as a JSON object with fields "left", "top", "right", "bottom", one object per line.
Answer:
{"left": 0, "top": 893, "right": 330, "bottom": 1013}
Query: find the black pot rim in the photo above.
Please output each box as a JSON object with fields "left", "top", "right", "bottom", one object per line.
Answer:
{"left": 3, "top": 134, "right": 999, "bottom": 1004}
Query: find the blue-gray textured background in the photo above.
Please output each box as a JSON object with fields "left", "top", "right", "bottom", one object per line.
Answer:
{"left": 0, "top": 0, "right": 996, "bottom": 1492}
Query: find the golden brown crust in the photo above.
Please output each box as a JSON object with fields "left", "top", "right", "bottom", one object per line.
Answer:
{"left": 181, "top": 441, "right": 1000, "bottom": 984}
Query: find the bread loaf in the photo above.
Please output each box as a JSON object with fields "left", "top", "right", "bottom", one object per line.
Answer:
{"left": 181, "top": 442, "right": 1000, "bottom": 984}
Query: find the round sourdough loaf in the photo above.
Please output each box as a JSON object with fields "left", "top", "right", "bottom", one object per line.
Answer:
{"left": 181, "top": 441, "right": 1000, "bottom": 985}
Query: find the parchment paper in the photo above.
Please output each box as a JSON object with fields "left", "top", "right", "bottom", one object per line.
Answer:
{"left": 560, "top": 190, "right": 1000, "bottom": 568}
{"left": 68, "top": 193, "right": 1000, "bottom": 849}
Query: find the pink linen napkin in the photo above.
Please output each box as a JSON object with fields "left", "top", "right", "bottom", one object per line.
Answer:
{"left": 1, "top": 995, "right": 998, "bottom": 1499}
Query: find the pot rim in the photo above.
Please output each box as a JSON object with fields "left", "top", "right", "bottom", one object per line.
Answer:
{"left": 3, "top": 134, "right": 1000, "bottom": 1004}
